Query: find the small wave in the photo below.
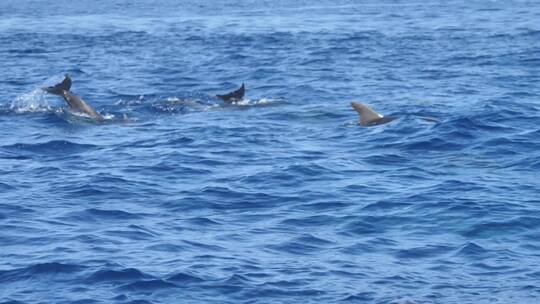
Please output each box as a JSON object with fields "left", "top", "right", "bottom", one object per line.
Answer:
{"left": 87, "top": 208, "right": 141, "bottom": 219}
{"left": 462, "top": 216, "right": 540, "bottom": 238}
{"left": 0, "top": 300, "right": 28, "bottom": 304}
{"left": 0, "top": 182, "right": 16, "bottom": 192}
{"left": 338, "top": 220, "right": 381, "bottom": 236}
{"left": 395, "top": 244, "right": 454, "bottom": 259}
{"left": 280, "top": 215, "right": 339, "bottom": 227}
{"left": 221, "top": 273, "right": 253, "bottom": 286}
{"left": 455, "top": 242, "right": 490, "bottom": 258}
{"left": 123, "top": 300, "right": 154, "bottom": 304}
{"left": 145, "top": 244, "right": 185, "bottom": 252}
{"left": 362, "top": 199, "right": 412, "bottom": 211}
{"left": 104, "top": 228, "right": 156, "bottom": 241}
{"left": 470, "top": 262, "right": 513, "bottom": 272}
{"left": 266, "top": 234, "right": 333, "bottom": 255}
{"left": 7, "top": 48, "right": 48, "bottom": 54}
{"left": 364, "top": 153, "right": 409, "bottom": 166}
{"left": 2, "top": 140, "right": 97, "bottom": 156}
{"left": 399, "top": 136, "right": 466, "bottom": 152}
{"left": 182, "top": 240, "right": 225, "bottom": 251}
{"left": 166, "top": 272, "right": 204, "bottom": 284}
{"left": 0, "top": 262, "right": 87, "bottom": 283}
{"left": 87, "top": 268, "right": 151, "bottom": 283}
{"left": 101, "top": 30, "right": 150, "bottom": 41}
{"left": 68, "top": 299, "right": 100, "bottom": 304}
{"left": 242, "top": 285, "right": 324, "bottom": 298}
{"left": 520, "top": 29, "right": 540, "bottom": 38}
{"left": 341, "top": 292, "right": 377, "bottom": 302}
{"left": 63, "top": 208, "right": 142, "bottom": 223}
{"left": 118, "top": 279, "right": 178, "bottom": 291}
{"left": 185, "top": 217, "right": 222, "bottom": 227}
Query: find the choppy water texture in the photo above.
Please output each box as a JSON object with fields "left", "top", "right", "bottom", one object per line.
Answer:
{"left": 1, "top": 1, "right": 540, "bottom": 303}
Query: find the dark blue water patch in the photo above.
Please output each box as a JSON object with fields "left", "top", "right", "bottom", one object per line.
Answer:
{"left": 267, "top": 233, "right": 334, "bottom": 255}
{"left": 220, "top": 273, "right": 253, "bottom": 287}
{"left": 104, "top": 226, "right": 157, "bottom": 241}
{"left": 338, "top": 220, "right": 382, "bottom": 236}
{"left": 289, "top": 201, "right": 352, "bottom": 212}
{"left": 0, "top": 262, "right": 87, "bottom": 283}
{"left": 514, "top": 155, "right": 540, "bottom": 170}
{"left": 87, "top": 268, "right": 152, "bottom": 284}
{"left": 362, "top": 198, "right": 413, "bottom": 212}
{"left": 182, "top": 240, "right": 225, "bottom": 252}
{"left": 60, "top": 208, "right": 143, "bottom": 224}
{"left": 430, "top": 180, "right": 488, "bottom": 196}
{"left": 241, "top": 286, "right": 325, "bottom": 300}
{"left": 1, "top": 140, "right": 98, "bottom": 158}
{"left": 66, "top": 299, "right": 101, "bottom": 304}
{"left": 145, "top": 243, "right": 185, "bottom": 253}
{"left": 123, "top": 300, "right": 154, "bottom": 304}
{"left": 469, "top": 262, "right": 516, "bottom": 273}
{"left": 6, "top": 48, "right": 49, "bottom": 54}
{"left": 395, "top": 244, "right": 454, "bottom": 260}
{"left": 184, "top": 217, "right": 222, "bottom": 227}
{"left": 180, "top": 186, "right": 297, "bottom": 211}
{"left": 454, "top": 242, "right": 491, "bottom": 259}
{"left": 118, "top": 279, "right": 178, "bottom": 292}
{"left": 54, "top": 184, "right": 135, "bottom": 201}
{"left": 0, "top": 182, "right": 16, "bottom": 192}
{"left": 398, "top": 135, "right": 467, "bottom": 152}
{"left": 166, "top": 272, "right": 204, "bottom": 284}
{"left": 341, "top": 292, "right": 377, "bottom": 302}
{"left": 280, "top": 215, "right": 342, "bottom": 228}
{"left": 363, "top": 153, "right": 410, "bottom": 166}
{"left": 462, "top": 216, "right": 540, "bottom": 239}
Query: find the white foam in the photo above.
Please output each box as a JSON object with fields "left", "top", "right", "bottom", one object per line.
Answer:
{"left": 101, "top": 113, "right": 115, "bottom": 120}
{"left": 10, "top": 89, "right": 53, "bottom": 113}
{"left": 231, "top": 98, "right": 275, "bottom": 106}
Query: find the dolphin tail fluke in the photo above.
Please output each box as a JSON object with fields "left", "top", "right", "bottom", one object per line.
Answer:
{"left": 42, "top": 74, "right": 72, "bottom": 95}
{"left": 217, "top": 83, "right": 245, "bottom": 102}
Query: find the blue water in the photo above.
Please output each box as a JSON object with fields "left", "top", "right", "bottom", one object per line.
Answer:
{"left": 1, "top": 1, "right": 539, "bottom": 303}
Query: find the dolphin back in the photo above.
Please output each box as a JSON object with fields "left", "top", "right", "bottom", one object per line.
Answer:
{"left": 217, "top": 83, "right": 245, "bottom": 102}
{"left": 64, "top": 92, "right": 103, "bottom": 120}
{"left": 42, "top": 75, "right": 72, "bottom": 96}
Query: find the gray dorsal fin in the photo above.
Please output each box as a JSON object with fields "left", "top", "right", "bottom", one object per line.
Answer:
{"left": 217, "top": 83, "right": 245, "bottom": 102}
{"left": 42, "top": 74, "right": 72, "bottom": 95}
{"left": 351, "top": 102, "right": 384, "bottom": 125}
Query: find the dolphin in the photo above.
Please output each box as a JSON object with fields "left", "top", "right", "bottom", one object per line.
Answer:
{"left": 216, "top": 83, "right": 245, "bottom": 103}
{"left": 351, "top": 102, "right": 397, "bottom": 126}
{"left": 42, "top": 75, "right": 103, "bottom": 120}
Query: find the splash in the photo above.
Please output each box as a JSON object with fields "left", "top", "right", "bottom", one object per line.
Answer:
{"left": 10, "top": 89, "right": 53, "bottom": 113}
{"left": 230, "top": 98, "right": 276, "bottom": 106}
{"left": 115, "top": 95, "right": 146, "bottom": 106}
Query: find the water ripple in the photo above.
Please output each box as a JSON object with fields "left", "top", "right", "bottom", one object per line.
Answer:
{"left": 1, "top": 1, "right": 539, "bottom": 304}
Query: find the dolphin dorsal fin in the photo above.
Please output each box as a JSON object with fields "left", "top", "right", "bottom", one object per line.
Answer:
{"left": 217, "top": 83, "right": 245, "bottom": 102}
{"left": 351, "top": 102, "right": 383, "bottom": 125}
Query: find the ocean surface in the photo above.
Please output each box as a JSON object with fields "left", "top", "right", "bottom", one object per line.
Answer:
{"left": 1, "top": 1, "right": 539, "bottom": 303}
